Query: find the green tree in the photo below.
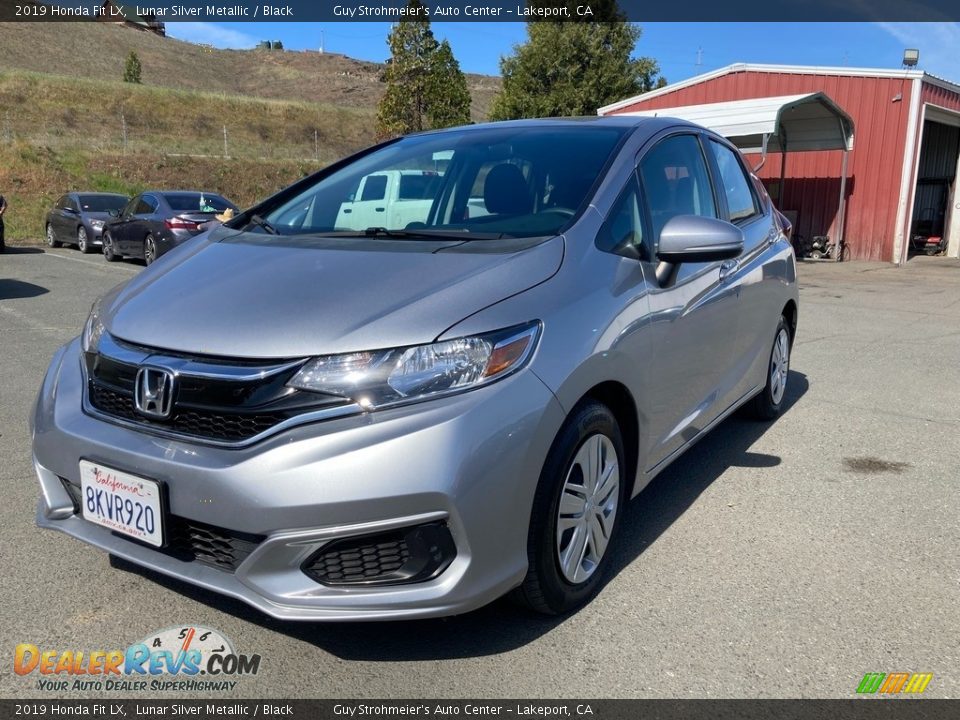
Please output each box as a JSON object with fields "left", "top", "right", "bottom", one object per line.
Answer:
{"left": 490, "top": 3, "right": 662, "bottom": 120}
{"left": 123, "top": 51, "right": 142, "bottom": 84}
{"left": 376, "top": 1, "right": 471, "bottom": 137}
{"left": 425, "top": 40, "right": 472, "bottom": 129}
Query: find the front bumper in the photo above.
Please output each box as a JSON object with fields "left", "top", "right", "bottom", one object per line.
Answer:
{"left": 32, "top": 339, "right": 565, "bottom": 621}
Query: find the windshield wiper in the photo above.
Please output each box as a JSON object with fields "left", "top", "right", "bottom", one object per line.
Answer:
{"left": 322, "top": 227, "right": 507, "bottom": 241}
{"left": 245, "top": 213, "right": 279, "bottom": 235}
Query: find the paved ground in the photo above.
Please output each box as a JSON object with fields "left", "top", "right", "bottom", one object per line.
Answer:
{"left": 1, "top": 247, "right": 958, "bottom": 699}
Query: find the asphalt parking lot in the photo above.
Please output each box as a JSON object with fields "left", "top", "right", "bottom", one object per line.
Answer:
{"left": 1, "top": 247, "right": 958, "bottom": 699}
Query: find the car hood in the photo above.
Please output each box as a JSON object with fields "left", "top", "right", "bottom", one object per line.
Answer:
{"left": 103, "top": 232, "right": 564, "bottom": 358}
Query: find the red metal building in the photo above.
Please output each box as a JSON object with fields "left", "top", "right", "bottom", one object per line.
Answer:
{"left": 599, "top": 64, "right": 960, "bottom": 263}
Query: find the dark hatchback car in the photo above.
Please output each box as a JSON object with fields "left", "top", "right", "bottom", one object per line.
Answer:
{"left": 45, "top": 193, "right": 130, "bottom": 253}
{"left": 102, "top": 191, "right": 238, "bottom": 265}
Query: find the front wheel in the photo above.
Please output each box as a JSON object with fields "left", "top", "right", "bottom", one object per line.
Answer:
{"left": 749, "top": 316, "right": 791, "bottom": 420}
{"left": 102, "top": 232, "right": 120, "bottom": 262}
{"left": 77, "top": 226, "right": 92, "bottom": 253}
{"left": 513, "top": 401, "right": 626, "bottom": 615}
{"left": 46, "top": 224, "right": 62, "bottom": 248}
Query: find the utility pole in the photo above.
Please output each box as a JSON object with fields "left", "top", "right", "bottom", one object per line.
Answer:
{"left": 696, "top": 46, "right": 703, "bottom": 66}
{"left": 319, "top": 29, "right": 324, "bottom": 54}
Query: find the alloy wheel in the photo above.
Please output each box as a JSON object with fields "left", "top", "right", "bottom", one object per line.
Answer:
{"left": 770, "top": 327, "right": 790, "bottom": 405}
{"left": 77, "top": 227, "right": 89, "bottom": 253}
{"left": 144, "top": 236, "right": 156, "bottom": 265}
{"left": 555, "top": 433, "right": 620, "bottom": 584}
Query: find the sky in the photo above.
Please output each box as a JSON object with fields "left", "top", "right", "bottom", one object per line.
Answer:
{"left": 165, "top": 22, "right": 960, "bottom": 84}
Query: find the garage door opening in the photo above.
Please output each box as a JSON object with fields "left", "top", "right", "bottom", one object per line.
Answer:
{"left": 908, "top": 118, "right": 960, "bottom": 258}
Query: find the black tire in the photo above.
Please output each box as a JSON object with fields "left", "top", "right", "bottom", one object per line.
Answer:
{"left": 513, "top": 400, "right": 627, "bottom": 615}
{"left": 102, "top": 232, "right": 120, "bottom": 262}
{"left": 46, "top": 224, "right": 62, "bottom": 248}
{"left": 77, "top": 226, "right": 92, "bottom": 253}
{"left": 749, "top": 316, "right": 792, "bottom": 420}
{"left": 144, "top": 235, "right": 157, "bottom": 266}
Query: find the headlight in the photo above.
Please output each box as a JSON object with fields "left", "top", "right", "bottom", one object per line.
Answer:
{"left": 81, "top": 299, "right": 106, "bottom": 354}
{"left": 288, "top": 322, "right": 541, "bottom": 410}
{"left": 90, "top": 220, "right": 104, "bottom": 230}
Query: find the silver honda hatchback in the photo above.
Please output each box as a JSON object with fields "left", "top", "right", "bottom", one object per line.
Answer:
{"left": 31, "top": 117, "right": 798, "bottom": 620}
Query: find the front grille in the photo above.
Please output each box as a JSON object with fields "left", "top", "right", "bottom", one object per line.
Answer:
{"left": 60, "top": 477, "right": 263, "bottom": 572}
{"left": 83, "top": 335, "right": 348, "bottom": 445}
{"left": 162, "top": 517, "right": 264, "bottom": 571}
{"left": 88, "top": 384, "right": 287, "bottom": 443}
{"left": 302, "top": 522, "right": 457, "bottom": 587}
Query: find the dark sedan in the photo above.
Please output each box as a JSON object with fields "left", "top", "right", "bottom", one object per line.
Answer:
{"left": 102, "top": 191, "right": 238, "bottom": 265}
{"left": 45, "top": 193, "right": 130, "bottom": 253}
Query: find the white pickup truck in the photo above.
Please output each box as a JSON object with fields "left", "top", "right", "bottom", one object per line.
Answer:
{"left": 335, "top": 170, "right": 442, "bottom": 231}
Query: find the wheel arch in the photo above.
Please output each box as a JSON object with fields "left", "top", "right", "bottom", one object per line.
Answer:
{"left": 781, "top": 299, "right": 798, "bottom": 345}
{"left": 569, "top": 381, "right": 640, "bottom": 499}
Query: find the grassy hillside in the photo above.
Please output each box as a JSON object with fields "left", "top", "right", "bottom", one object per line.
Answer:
{"left": 0, "top": 70, "right": 376, "bottom": 159}
{"left": 0, "top": 21, "right": 500, "bottom": 120}
{"left": 0, "top": 68, "right": 376, "bottom": 241}
{"left": 0, "top": 21, "right": 502, "bottom": 243}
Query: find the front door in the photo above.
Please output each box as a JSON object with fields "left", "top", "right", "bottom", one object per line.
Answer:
{"left": 637, "top": 132, "right": 741, "bottom": 472}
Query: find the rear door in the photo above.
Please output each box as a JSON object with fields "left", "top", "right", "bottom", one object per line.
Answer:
{"left": 636, "top": 132, "right": 741, "bottom": 471}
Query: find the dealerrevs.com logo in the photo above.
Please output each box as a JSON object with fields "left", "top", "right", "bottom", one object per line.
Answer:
{"left": 15, "top": 626, "right": 261, "bottom": 693}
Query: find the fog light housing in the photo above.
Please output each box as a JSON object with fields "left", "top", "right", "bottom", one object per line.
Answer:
{"left": 301, "top": 522, "right": 456, "bottom": 587}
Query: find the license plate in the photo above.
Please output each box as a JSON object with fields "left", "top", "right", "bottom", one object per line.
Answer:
{"left": 79, "top": 460, "right": 163, "bottom": 547}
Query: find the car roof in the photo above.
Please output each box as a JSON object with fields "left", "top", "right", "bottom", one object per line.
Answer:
{"left": 70, "top": 192, "right": 129, "bottom": 198}
{"left": 409, "top": 115, "right": 702, "bottom": 141}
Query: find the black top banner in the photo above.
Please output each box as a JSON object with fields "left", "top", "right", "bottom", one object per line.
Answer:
{"left": 1, "top": 0, "right": 959, "bottom": 22}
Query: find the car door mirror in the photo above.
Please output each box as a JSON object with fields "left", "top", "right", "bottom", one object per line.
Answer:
{"left": 107, "top": 209, "right": 120, "bottom": 218}
{"left": 656, "top": 215, "right": 744, "bottom": 264}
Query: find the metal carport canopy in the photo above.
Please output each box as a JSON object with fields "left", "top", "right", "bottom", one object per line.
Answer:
{"left": 616, "top": 93, "right": 855, "bottom": 153}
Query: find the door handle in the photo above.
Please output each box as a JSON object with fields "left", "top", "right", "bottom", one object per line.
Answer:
{"left": 375, "top": 207, "right": 385, "bottom": 212}
{"left": 719, "top": 259, "right": 739, "bottom": 281}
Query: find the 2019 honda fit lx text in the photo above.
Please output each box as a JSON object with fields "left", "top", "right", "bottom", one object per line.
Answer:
{"left": 31, "top": 118, "right": 798, "bottom": 620}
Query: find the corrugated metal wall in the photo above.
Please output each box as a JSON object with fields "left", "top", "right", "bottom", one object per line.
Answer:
{"left": 608, "top": 69, "right": 917, "bottom": 261}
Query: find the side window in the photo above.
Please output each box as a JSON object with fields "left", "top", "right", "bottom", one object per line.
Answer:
{"left": 122, "top": 198, "right": 138, "bottom": 217}
{"left": 708, "top": 140, "right": 760, "bottom": 222}
{"left": 639, "top": 134, "right": 717, "bottom": 242}
{"left": 597, "top": 175, "right": 644, "bottom": 258}
{"left": 135, "top": 196, "right": 157, "bottom": 215}
{"left": 360, "top": 175, "right": 388, "bottom": 201}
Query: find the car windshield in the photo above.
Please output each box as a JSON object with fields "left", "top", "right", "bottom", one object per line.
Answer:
{"left": 260, "top": 125, "right": 628, "bottom": 239}
{"left": 163, "top": 193, "right": 234, "bottom": 213}
{"left": 78, "top": 195, "right": 127, "bottom": 212}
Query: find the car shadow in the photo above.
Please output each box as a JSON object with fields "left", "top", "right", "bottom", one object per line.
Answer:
{"left": 111, "top": 371, "right": 809, "bottom": 660}
{"left": 1, "top": 245, "right": 45, "bottom": 254}
{"left": 0, "top": 278, "right": 49, "bottom": 300}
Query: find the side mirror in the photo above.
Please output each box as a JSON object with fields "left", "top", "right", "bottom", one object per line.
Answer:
{"left": 107, "top": 209, "right": 120, "bottom": 218}
{"left": 657, "top": 215, "right": 744, "bottom": 264}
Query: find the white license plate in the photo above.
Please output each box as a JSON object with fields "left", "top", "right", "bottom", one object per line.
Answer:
{"left": 79, "top": 460, "right": 163, "bottom": 547}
